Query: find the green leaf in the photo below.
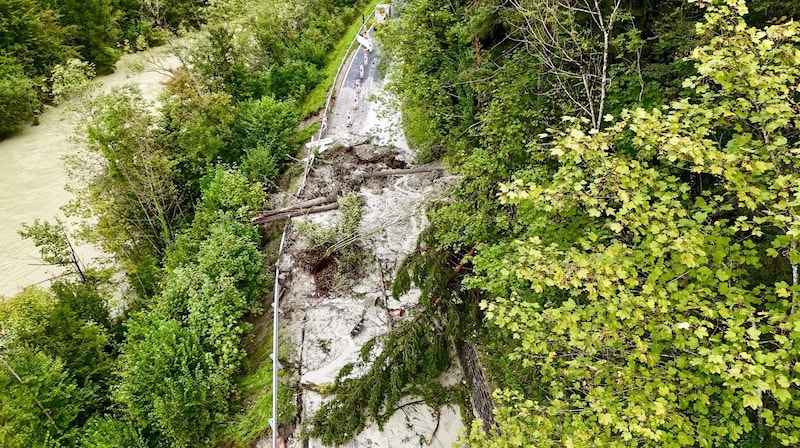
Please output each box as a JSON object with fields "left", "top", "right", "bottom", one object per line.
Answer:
{"left": 746, "top": 327, "right": 760, "bottom": 340}
{"left": 773, "top": 388, "right": 792, "bottom": 403}
{"left": 743, "top": 394, "right": 762, "bottom": 409}
{"left": 694, "top": 327, "right": 709, "bottom": 339}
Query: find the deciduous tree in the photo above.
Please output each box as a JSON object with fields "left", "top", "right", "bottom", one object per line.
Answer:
{"left": 468, "top": 1, "right": 800, "bottom": 445}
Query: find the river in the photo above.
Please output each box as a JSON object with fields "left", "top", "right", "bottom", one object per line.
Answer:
{"left": 0, "top": 46, "right": 181, "bottom": 298}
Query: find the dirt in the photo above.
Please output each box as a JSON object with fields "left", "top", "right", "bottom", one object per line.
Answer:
{"left": 298, "top": 142, "right": 410, "bottom": 202}
{"left": 298, "top": 248, "right": 339, "bottom": 297}
{"left": 256, "top": 45, "right": 465, "bottom": 448}
{"left": 330, "top": 143, "right": 409, "bottom": 168}
{"left": 291, "top": 142, "right": 425, "bottom": 298}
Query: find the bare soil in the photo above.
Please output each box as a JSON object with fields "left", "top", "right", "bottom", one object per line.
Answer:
{"left": 299, "top": 249, "right": 338, "bottom": 297}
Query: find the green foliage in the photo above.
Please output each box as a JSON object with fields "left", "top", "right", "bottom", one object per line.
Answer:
{"left": 116, "top": 212, "right": 266, "bottom": 446}
{"left": 185, "top": 227, "right": 264, "bottom": 367}
{"left": 0, "top": 1, "right": 385, "bottom": 447}
{"left": 309, "top": 310, "right": 456, "bottom": 445}
{"left": 297, "top": 192, "right": 369, "bottom": 289}
{"left": 226, "top": 358, "right": 295, "bottom": 447}
{"left": 188, "top": 25, "right": 251, "bottom": 97}
{"left": 19, "top": 217, "right": 87, "bottom": 281}
{"left": 159, "top": 71, "right": 236, "bottom": 192}
{"left": 264, "top": 60, "right": 324, "bottom": 100}
{"left": 0, "top": 287, "right": 113, "bottom": 395}
{"left": 159, "top": 214, "right": 265, "bottom": 332}
{"left": 18, "top": 218, "right": 72, "bottom": 266}
{"left": 41, "top": 0, "right": 122, "bottom": 74}
{"left": 608, "top": 1, "right": 702, "bottom": 113}
{"left": 312, "top": 225, "right": 478, "bottom": 445}
{"left": 241, "top": 145, "right": 282, "bottom": 185}
{"left": 72, "top": 86, "right": 188, "bottom": 292}
{"left": 232, "top": 96, "right": 300, "bottom": 163}
{"left": 0, "top": 0, "right": 71, "bottom": 76}
{"left": 746, "top": 0, "right": 800, "bottom": 25}
{"left": 49, "top": 58, "right": 96, "bottom": 104}
{"left": 192, "top": 215, "right": 265, "bottom": 296}
{"left": 380, "top": 0, "right": 479, "bottom": 162}
{"left": 114, "top": 313, "right": 231, "bottom": 447}
{"left": 0, "top": 0, "right": 214, "bottom": 141}
{"left": 464, "top": 2, "right": 800, "bottom": 446}
{"left": 0, "top": 57, "right": 41, "bottom": 138}
{"left": 0, "top": 285, "right": 114, "bottom": 447}
{"left": 139, "top": 0, "right": 206, "bottom": 31}
{"left": 50, "top": 278, "right": 112, "bottom": 330}
{"left": 298, "top": 192, "right": 363, "bottom": 249}
{"left": 80, "top": 416, "right": 148, "bottom": 448}
{"left": 192, "top": 0, "right": 368, "bottom": 110}
{"left": 165, "top": 166, "right": 265, "bottom": 270}
{"left": 194, "top": 166, "right": 265, "bottom": 226}
{"left": 127, "top": 253, "right": 163, "bottom": 300}
{"left": 243, "top": 1, "right": 347, "bottom": 67}
{"left": 1, "top": 288, "right": 56, "bottom": 342}
{"left": 0, "top": 349, "right": 89, "bottom": 447}
{"left": 369, "top": 1, "right": 800, "bottom": 447}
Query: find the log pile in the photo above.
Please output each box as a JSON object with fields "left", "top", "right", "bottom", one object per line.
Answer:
{"left": 251, "top": 163, "right": 446, "bottom": 225}
{"left": 251, "top": 193, "right": 339, "bottom": 225}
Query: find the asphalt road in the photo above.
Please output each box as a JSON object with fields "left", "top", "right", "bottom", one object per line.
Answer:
{"left": 327, "top": 26, "right": 381, "bottom": 135}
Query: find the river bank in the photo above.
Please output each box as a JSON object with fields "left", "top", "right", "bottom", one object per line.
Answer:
{"left": 0, "top": 45, "right": 181, "bottom": 298}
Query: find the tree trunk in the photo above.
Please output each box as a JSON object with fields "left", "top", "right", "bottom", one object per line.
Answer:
{"left": 252, "top": 203, "right": 340, "bottom": 225}
{"left": 455, "top": 339, "right": 496, "bottom": 431}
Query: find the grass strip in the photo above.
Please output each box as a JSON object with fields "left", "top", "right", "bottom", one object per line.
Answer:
{"left": 225, "top": 328, "right": 296, "bottom": 447}
{"left": 225, "top": 361, "right": 296, "bottom": 447}
{"left": 300, "top": 0, "right": 381, "bottom": 118}
{"left": 296, "top": 121, "right": 320, "bottom": 144}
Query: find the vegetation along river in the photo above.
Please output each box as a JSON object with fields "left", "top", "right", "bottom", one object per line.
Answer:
{"left": 0, "top": 48, "right": 180, "bottom": 298}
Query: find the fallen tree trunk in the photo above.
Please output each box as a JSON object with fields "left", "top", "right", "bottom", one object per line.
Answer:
{"left": 253, "top": 164, "right": 444, "bottom": 223}
{"left": 357, "top": 164, "right": 445, "bottom": 179}
{"left": 252, "top": 203, "right": 339, "bottom": 225}
{"left": 455, "top": 339, "right": 496, "bottom": 431}
{"left": 251, "top": 193, "right": 339, "bottom": 222}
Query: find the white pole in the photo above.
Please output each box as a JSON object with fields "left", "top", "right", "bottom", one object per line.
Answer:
{"left": 272, "top": 261, "right": 280, "bottom": 448}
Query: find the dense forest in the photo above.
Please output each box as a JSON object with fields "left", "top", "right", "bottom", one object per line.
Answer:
{"left": 0, "top": 0, "right": 208, "bottom": 138}
{"left": 1, "top": 0, "right": 371, "bottom": 446}
{"left": 3, "top": 0, "right": 800, "bottom": 447}
{"left": 307, "top": 0, "right": 800, "bottom": 447}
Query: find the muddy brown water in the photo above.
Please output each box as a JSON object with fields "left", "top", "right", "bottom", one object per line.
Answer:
{"left": 0, "top": 49, "right": 181, "bottom": 298}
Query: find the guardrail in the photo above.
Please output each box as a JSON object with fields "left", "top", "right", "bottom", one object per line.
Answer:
{"left": 270, "top": 8, "right": 377, "bottom": 448}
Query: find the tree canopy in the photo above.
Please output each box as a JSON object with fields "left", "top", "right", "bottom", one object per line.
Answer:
{"left": 2, "top": 0, "right": 374, "bottom": 446}
{"left": 6, "top": 0, "right": 800, "bottom": 446}
{"left": 466, "top": 2, "right": 800, "bottom": 445}
{"left": 310, "top": 0, "right": 800, "bottom": 447}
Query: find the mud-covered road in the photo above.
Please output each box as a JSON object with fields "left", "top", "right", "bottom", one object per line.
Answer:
{"left": 260, "top": 28, "right": 464, "bottom": 448}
